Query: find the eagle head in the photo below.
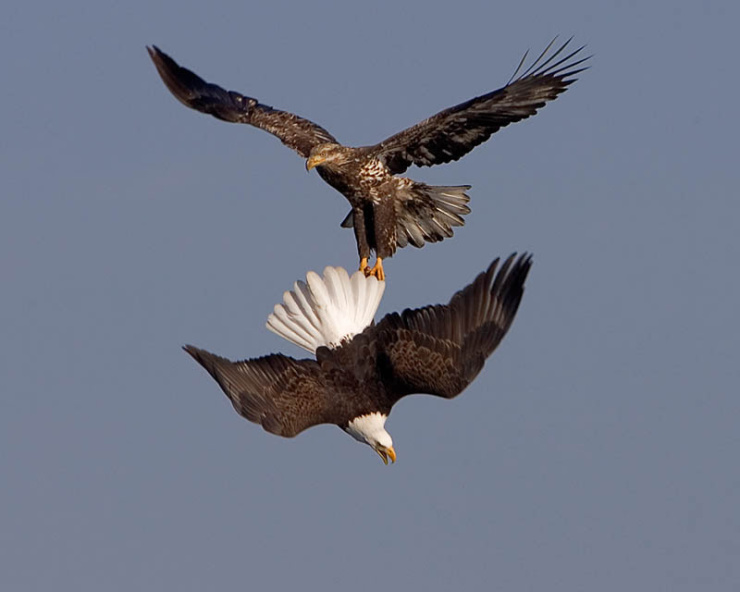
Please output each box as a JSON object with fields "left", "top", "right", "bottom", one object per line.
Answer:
{"left": 344, "top": 412, "right": 396, "bottom": 465}
{"left": 306, "top": 143, "right": 348, "bottom": 171}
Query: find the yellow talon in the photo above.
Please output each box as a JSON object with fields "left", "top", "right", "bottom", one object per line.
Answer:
{"left": 367, "top": 258, "right": 385, "bottom": 281}
{"left": 359, "top": 257, "right": 369, "bottom": 274}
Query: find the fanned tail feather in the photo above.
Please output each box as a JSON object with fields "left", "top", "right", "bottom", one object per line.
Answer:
{"left": 396, "top": 184, "right": 472, "bottom": 249}
{"left": 340, "top": 185, "right": 472, "bottom": 250}
{"left": 266, "top": 267, "right": 386, "bottom": 353}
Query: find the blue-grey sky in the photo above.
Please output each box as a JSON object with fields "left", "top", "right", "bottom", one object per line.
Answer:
{"left": 3, "top": 1, "right": 739, "bottom": 590}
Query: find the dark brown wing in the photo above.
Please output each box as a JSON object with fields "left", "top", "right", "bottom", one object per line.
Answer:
{"left": 369, "top": 38, "right": 589, "bottom": 175}
{"left": 183, "top": 345, "right": 336, "bottom": 437}
{"left": 372, "top": 253, "right": 532, "bottom": 402}
{"left": 148, "top": 46, "right": 338, "bottom": 158}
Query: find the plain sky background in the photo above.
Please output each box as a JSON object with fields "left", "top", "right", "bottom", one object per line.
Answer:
{"left": 2, "top": 0, "right": 738, "bottom": 590}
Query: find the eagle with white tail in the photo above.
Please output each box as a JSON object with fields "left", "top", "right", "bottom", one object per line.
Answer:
{"left": 149, "top": 38, "right": 587, "bottom": 280}
{"left": 184, "top": 253, "right": 532, "bottom": 464}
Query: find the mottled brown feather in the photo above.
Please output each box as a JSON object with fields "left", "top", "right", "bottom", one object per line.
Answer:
{"left": 147, "top": 46, "right": 337, "bottom": 158}
{"left": 184, "top": 254, "right": 531, "bottom": 437}
{"left": 149, "top": 41, "right": 585, "bottom": 265}
{"left": 183, "top": 346, "right": 333, "bottom": 437}
{"left": 371, "top": 253, "right": 532, "bottom": 402}
{"left": 370, "top": 38, "right": 588, "bottom": 174}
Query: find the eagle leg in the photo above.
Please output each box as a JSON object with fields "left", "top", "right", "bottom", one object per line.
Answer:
{"left": 359, "top": 257, "right": 369, "bottom": 275}
{"left": 366, "top": 257, "right": 385, "bottom": 282}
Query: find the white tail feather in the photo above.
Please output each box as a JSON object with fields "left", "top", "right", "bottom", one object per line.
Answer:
{"left": 266, "top": 267, "right": 386, "bottom": 353}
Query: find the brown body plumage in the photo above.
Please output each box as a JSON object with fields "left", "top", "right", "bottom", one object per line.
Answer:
{"left": 149, "top": 39, "right": 586, "bottom": 278}
{"left": 184, "top": 253, "right": 531, "bottom": 463}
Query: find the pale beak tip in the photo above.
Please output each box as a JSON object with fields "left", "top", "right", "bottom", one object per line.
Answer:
{"left": 375, "top": 446, "right": 395, "bottom": 465}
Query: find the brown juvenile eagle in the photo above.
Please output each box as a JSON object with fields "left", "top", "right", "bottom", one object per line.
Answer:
{"left": 184, "top": 253, "right": 531, "bottom": 464}
{"left": 149, "top": 39, "right": 585, "bottom": 279}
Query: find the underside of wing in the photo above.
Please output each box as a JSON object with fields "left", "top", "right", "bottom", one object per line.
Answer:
{"left": 369, "top": 38, "right": 589, "bottom": 174}
{"left": 148, "top": 46, "right": 338, "bottom": 158}
{"left": 183, "top": 345, "right": 335, "bottom": 437}
{"left": 372, "top": 253, "right": 532, "bottom": 401}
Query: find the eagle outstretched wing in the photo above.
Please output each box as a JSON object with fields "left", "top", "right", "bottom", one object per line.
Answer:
{"left": 372, "top": 253, "right": 532, "bottom": 401}
{"left": 183, "top": 346, "right": 335, "bottom": 437}
{"left": 369, "top": 38, "right": 589, "bottom": 175}
{"left": 148, "top": 46, "right": 338, "bottom": 158}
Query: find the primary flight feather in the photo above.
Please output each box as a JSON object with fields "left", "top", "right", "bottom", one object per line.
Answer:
{"left": 149, "top": 39, "right": 586, "bottom": 278}
{"left": 184, "top": 253, "right": 531, "bottom": 464}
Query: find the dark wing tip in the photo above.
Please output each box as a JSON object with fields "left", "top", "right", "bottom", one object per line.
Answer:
{"left": 491, "top": 251, "right": 533, "bottom": 276}
{"left": 146, "top": 45, "right": 226, "bottom": 114}
{"left": 147, "top": 45, "right": 176, "bottom": 74}
{"left": 457, "top": 251, "right": 532, "bottom": 363}
{"left": 468, "top": 252, "right": 533, "bottom": 302}
{"left": 461, "top": 252, "right": 532, "bottom": 339}
{"left": 146, "top": 44, "right": 176, "bottom": 74}
{"left": 495, "top": 252, "right": 533, "bottom": 320}
{"left": 183, "top": 344, "right": 228, "bottom": 384}
{"left": 183, "top": 343, "right": 200, "bottom": 361}
{"left": 509, "top": 36, "right": 591, "bottom": 86}
{"left": 490, "top": 252, "right": 533, "bottom": 294}
{"left": 183, "top": 343, "right": 205, "bottom": 360}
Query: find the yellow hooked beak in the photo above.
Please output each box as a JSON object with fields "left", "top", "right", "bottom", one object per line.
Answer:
{"left": 305, "top": 155, "right": 324, "bottom": 171}
{"left": 374, "top": 445, "right": 397, "bottom": 465}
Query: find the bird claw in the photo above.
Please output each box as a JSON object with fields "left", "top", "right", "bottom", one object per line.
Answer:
{"left": 365, "top": 258, "right": 385, "bottom": 282}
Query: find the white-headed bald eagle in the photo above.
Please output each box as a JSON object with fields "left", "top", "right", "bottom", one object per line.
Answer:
{"left": 184, "top": 253, "right": 531, "bottom": 464}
